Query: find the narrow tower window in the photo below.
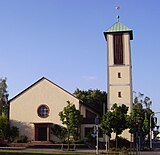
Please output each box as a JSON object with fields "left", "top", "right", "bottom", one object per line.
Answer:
{"left": 118, "top": 92, "right": 122, "bottom": 98}
{"left": 118, "top": 72, "right": 121, "bottom": 78}
{"left": 113, "top": 34, "right": 123, "bottom": 65}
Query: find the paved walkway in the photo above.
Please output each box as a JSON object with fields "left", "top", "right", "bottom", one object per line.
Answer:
{"left": 138, "top": 152, "right": 160, "bottom": 155}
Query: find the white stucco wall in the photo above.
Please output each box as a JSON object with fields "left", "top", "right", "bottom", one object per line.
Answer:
{"left": 109, "top": 66, "right": 131, "bottom": 85}
{"left": 109, "top": 85, "right": 132, "bottom": 113}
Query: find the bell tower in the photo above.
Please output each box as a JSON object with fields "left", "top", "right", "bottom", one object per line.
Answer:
{"left": 104, "top": 21, "right": 133, "bottom": 114}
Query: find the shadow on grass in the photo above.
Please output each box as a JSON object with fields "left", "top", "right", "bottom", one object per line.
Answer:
{"left": 0, "top": 153, "right": 40, "bottom": 155}
{"left": 0, "top": 150, "right": 128, "bottom": 155}
{"left": 0, "top": 151, "right": 95, "bottom": 155}
{"left": 0, "top": 151, "right": 69, "bottom": 155}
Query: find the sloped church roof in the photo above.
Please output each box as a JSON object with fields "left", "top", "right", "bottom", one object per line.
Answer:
{"left": 9, "top": 77, "right": 79, "bottom": 103}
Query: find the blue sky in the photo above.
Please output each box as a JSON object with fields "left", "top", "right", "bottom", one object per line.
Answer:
{"left": 1, "top": 1, "right": 160, "bottom": 113}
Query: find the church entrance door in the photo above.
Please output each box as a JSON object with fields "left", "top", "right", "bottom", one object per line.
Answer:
{"left": 34, "top": 123, "right": 51, "bottom": 141}
{"left": 38, "top": 126, "right": 47, "bottom": 141}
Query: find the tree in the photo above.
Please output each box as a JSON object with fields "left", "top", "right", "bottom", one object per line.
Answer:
{"left": 59, "top": 101, "right": 83, "bottom": 150}
{"left": 51, "top": 124, "right": 67, "bottom": 143}
{"left": 100, "top": 111, "right": 113, "bottom": 138}
{"left": 0, "top": 115, "right": 9, "bottom": 140}
{"left": 74, "top": 89, "right": 107, "bottom": 116}
{"left": 0, "top": 78, "right": 9, "bottom": 117}
{"left": 142, "top": 113, "right": 150, "bottom": 137}
{"left": 100, "top": 103, "right": 128, "bottom": 148}
{"left": 127, "top": 101, "right": 143, "bottom": 135}
{"left": 128, "top": 92, "right": 154, "bottom": 149}
{"left": 111, "top": 103, "right": 128, "bottom": 148}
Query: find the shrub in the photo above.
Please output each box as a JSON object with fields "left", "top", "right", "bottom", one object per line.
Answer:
{"left": 0, "top": 116, "right": 9, "bottom": 140}
{"left": 51, "top": 124, "right": 67, "bottom": 142}
{"left": 117, "top": 136, "right": 130, "bottom": 148}
{"left": 9, "top": 126, "right": 19, "bottom": 142}
{"left": 109, "top": 136, "right": 130, "bottom": 148}
{"left": 17, "top": 135, "right": 28, "bottom": 143}
{"left": 0, "top": 129, "right": 4, "bottom": 141}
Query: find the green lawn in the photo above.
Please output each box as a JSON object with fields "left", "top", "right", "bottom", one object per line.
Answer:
{"left": 0, "top": 150, "right": 94, "bottom": 155}
{"left": 0, "top": 151, "right": 73, "bottom": 155}
{"left": 0, "top": 150, "right": 128, "bottom": 155}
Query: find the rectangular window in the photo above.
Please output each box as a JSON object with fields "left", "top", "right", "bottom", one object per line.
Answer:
{"left": 86, "top": 109, "right": 97, "bottom": 118}
{"left": 113, "top": 34, "right": 123, "bottom": 65}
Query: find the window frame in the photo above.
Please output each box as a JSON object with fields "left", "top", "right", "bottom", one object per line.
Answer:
{"left": 37, "top": 104, "right": 50, "bottom": 118}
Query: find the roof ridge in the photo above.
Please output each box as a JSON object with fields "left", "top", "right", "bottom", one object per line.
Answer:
{"left": 9, "top": 77, "right": 79, "bottom": 103}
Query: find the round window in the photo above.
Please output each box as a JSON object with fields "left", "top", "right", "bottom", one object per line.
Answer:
{"left": 37, "top": 104, "right": 49, "bottom": 118}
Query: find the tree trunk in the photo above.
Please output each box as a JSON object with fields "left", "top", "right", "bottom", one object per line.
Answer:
{"left": 115, "top": 134, "right": 118, "bottom": 149}
{"left": 67, "top": 130, "right": 70, "bottom": 150}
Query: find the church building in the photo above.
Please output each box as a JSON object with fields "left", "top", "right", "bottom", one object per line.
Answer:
{"left": 9, "top": 77, "right": 100, "bottom": 142}
{"left": 9, "top": 19, "right": 133, "bottom": 143}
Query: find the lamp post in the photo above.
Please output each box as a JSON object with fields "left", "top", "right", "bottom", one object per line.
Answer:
{"left": 150, "top": 112, "right": 160, "bottom": 149}
{"left": 95, "top": 116, "right": 99, "bottom": 154}
{"left": 150, "top": 113, "right": 154, "bottom": 149}
{"left": 105, "top": 134, "right": 108, "bottom": 151}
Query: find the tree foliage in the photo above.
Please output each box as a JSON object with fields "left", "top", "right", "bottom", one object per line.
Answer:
{"left": 100, "top": 111, "right": 113, "bottom": 138}
{"left": 9, "top": 126, "right": 19, "bottom": 142}
{"left": 142, "top": 113, "right": 150, "bottom": 137}
{"left": 127, "top": 101, "right": 143, "bottom": 134}
{"left": 59, "top": 101, "right": 83, "bottom": 150}
{"left": 0, "top": 78, "right": 9, "bottom": 117}
{"left": 100, "top": 103, "right": 128, "bottom": 148}
{"left": 0, "top": 115, "right": 9, "bottom": 140}
{"left": 73, "top": 89, "right": 107, "bottom": 116}
{"left": 51, "top": 124, "right": 67, "bottom": 142}
{"left": 127, "top": 92, "right": 154, "bottom": 143}
{"left": 100, "top": 92, "right": 155, "bottom": 149}
{"left": 111, "top": 104, "right": 128, "bottom": 137}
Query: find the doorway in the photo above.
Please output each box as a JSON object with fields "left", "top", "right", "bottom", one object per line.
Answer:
{"left": 34, "top": 123, "right": 51, "bottom": 141}
{"left": 38, "top": 127, "right": 47, "bottom": 141}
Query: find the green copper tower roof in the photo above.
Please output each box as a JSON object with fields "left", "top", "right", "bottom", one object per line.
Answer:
{"left": 104, "top": 21, "right": 133, "bottom": 40}
{"left": 106, "top": 21, "right": 131, "bottom": 32}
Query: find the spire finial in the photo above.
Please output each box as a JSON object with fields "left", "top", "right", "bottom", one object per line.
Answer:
{"left": 115, "top": 6, "right": 120, "bottom": 22}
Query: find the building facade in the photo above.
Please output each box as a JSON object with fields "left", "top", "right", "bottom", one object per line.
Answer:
{"left": 9, "top": 77, "right": 99, "bottom": 142}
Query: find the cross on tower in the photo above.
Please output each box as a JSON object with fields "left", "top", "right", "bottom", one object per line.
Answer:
{"left": 115, "top": 6, "right": 120, "bottom": 22}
